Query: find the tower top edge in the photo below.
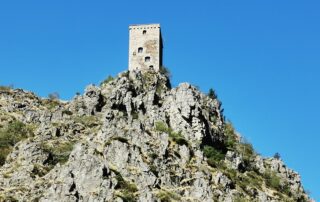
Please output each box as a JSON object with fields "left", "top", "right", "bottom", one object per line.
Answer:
{"left": 129, "top": 23, "right": 160, "bottom": 28}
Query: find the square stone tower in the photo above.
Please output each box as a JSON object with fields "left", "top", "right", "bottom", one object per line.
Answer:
{"left": 128, "top": 24, "right": 163, "bottom": 72}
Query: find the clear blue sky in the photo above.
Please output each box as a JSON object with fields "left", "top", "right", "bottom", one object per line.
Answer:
{"left": 0, "top": 0, "right": 319, "bottom": 200}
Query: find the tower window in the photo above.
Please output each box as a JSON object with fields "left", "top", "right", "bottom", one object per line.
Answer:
{"left": 143, "top": 30, "right": 147, "bottom": 35}
{"left": 138, "top": 47, "right": 143, "bottom": 53}
{"left": 149, "top": 65, "right": 154, "bottom": 69}
{"left": 145, "top": 57, "right": 151, "bottom": 62}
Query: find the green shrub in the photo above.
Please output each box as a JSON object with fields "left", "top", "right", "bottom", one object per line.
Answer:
{"left": 116, "top": 190, "right": 136, "bottom": 202}
{"left": 74, "top": 115, "right": 100, "bottom": 128}
{"left": 100, "top": 75, "right": 114, "bottom": 86}
{"left": 112, "top": 169, "right": 138, "bottom": 202}
{"left": 156, "top": 190, "right": 180, "bottom": 202}
{"left": 155, "top": 121, "right": 170, "bottom": 133}
{"left": 31, "top": 164, "right": 51, "bottom": 178}
{"left": 159, "top": 66, "right": 171, "bottom": 78}
{"left": 149, "top": 165, "right": 158, "bottom": 176}
{"left": 42, "top": 141, "right": 74, "bottom": 166}
{"left": 0, "top": 196, "right": 18, "bottom": 202}
{"left": 62, "top": 110, "right": 73, "bottom": 116}
{"left": 203, "top": 145, "right": 225, "bottom": 167}
{"left": 169, "top": 131, "right": 188, "bottom": 146}
{"left": 156, "top": 83, "right": 164, "bottom": 95}
{"left": 233, "top": 196, "right": 248, "bottom": 202}
{"left": 264, "top": 171, "right": 281, "bottom": 190}
{"left": 0, "top": 120, "right": 32, "bottom": 166}
{"left": 155, "top": 121, "right": 188, "bottom": 146}
{"left": 273, "top": 152, "right": 281, "bottom": 160}
{"left": 105, "top": 136, "right": 129, "bottom": 146}
{"left": 223, "top": 168, "right": 237, "bottom": 181}
{"left": 0, "top": 147, "right": 12, "bottom": 166}
{"left": 208, "top": 88, "right": 217, "bottom": 99}
{"left": 203, "top": 146, "right": 225, "bottom": 161}
{"left": 245, "top": 171, "right": 263, "bottom": 189}
{"left": 0, "top": 85, "right": 12, "bottom": 92}
{"left": 224, "top": 122, "right": 238, "bottom": 151}
{"left": 131, "top": 112, "right": 139, "bottom": 120}
{"left": 48, "top": 92, "right": 60, "bottom": 100}
{"left": 238, "top": 139, "right": 255, "bottom": 165}
{"left": 149, "top": 153, "right": 158, "bottom": 160}
{"left": 112, "top": 137, "right": 129, "bottom": 144}
{"left": 42, "top": 99, "right": 60, "bottom": 110}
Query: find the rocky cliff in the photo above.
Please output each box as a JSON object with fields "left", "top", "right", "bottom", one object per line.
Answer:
{"left": 0, "top": 70, "right": 312, "bottom": 201}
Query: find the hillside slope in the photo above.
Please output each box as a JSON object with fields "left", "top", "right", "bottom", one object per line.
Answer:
{"left": 0, "top": 71, "right": 312, "bottom": 201}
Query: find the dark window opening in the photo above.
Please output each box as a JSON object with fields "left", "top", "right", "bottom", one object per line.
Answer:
{"left": 145, "top": 57, "right": 151, "bottom": 62}
{"left": 143, "top": 30, "right": 147, "bottom": 35}
{"left": 138, "top": 47, "right": 143, "bottom": 53}
{"left": 149, "top": 65, "right": 154, "bottom": 69}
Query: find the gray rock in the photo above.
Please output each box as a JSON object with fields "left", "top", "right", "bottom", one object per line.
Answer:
{"left": 225, "top": 151, "right": 244, "bottom": 170}
{"left": 0, "top": 71, "right": 312, "bottom": 202}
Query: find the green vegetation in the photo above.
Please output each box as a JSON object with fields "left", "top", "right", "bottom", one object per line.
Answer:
{"left": 273, "top": 152, "right": 281, "bottom": 160}
{"left": 100, "top": 75, "right": 114, "bottom": 86}
{"left": 149, "top": 165, "right": 158, "bottom": 177}
{"left": 74, "top": 115, "right": 100, "bottom": 128}
{"left": 264, "top": 170, "right": 292, "bottom": 196}
{"left": 169, "top": 131, "right": 188, "bottom": 146}
{"left": 0, "top": 148, "right": 11, "bottom": 167}
{"left": 0, "top": 120, "right": 33, "bottom": 166}
{"left": 224, "top": 122, "right": 238, "bottom": 151}
{"left": 244, "top": 171, "right": 263, "bottom": 189}
{"left": 224, "top": 122, "right": 256, "bottom": 161}
{"left": 31, "top": 164, "right": 52, "bottom": 178}
{"left": 222, "top": 167, "right": 237, "bottom": 182}
{"left": 141, "top": 71, "right": 157, "bottom": 89}
{"left": 0, "top": 196, "right": 18, "bottom": 202}
{"left": 159, "top": 66, "right": 171, "bottom": 78}
{"left": 264, "top": 170, "right": 293, "bottom": 197}
{"left": 112, "top": 137, "right": 129, "bottom": 144}
{"left": 238, "top": 138, "right": 255, "bottom": 168}
{"left": 148, "top": 152, "right": 158, "bottom": 160}
{"left": 155, "top": 121, "right": 188, "bottom": 146}
{"left": 155, "top": 121, "right": 169, "bottom": 133}
{"left": 131, "top": 111, "right": 139, "bottom": 120}
{"left": 203, "top": 145, "right": 225, "bottom": 167}
{"left": 224, "top": 122, "right": 256, "bottom": 171}
{"left": 208, "top": 88, "right": 217, "bottom": 99}
{"left": 42, "top": 99, "right": 60, "bottom": 110}
{"left": 112, "top": 169, "right": 138, "bottom": 202}
{"left": 121, "top": 71, "right": 130, "bottom": 78}
{"left": 233, "top": 196, "right": 249, "bottom": 202}
{"left": 156, "top": 82, "right": 165, "bottom": 95}
{"left": 0, "top": 85, "right": 13, "bottom": 92}
{"left": 48, "top": 92, "right": 60, "bottom": 100}
{"left": 236, "top": 171, "right": 264, "bottom": 195}
{"left": 200, "top": 124, "right": 234, "bottom": 168}
{"left": 264, "top": 171, "right": 290, "bottom": 195}
{"left": 156, "top": 189, "right": 181, "bottom": 202}
{"left": 41, "top": 141, "right": 74, "bottom": 166}
{"left": 62, "top": 110, "right": 73, "bottom": 116}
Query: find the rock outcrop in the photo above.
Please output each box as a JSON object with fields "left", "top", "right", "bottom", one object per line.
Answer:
{"left": 0, "top": 70, "right": 313, "bottom": 201}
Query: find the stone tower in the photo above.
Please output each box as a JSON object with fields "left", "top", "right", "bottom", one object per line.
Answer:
{"left": 128, "top": 24, "right": 163, "bottom": 72}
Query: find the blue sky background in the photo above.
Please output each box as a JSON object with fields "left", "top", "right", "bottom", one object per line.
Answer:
{"left": 0, "top": 0, "right": 319, "bottom": 200}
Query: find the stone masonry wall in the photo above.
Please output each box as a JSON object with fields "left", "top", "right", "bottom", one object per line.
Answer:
{"left": 129, "top": 24, "right": 161, "bottom": 72}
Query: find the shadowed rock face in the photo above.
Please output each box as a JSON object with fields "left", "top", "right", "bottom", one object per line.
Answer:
{"left": 0, "top": 71, "right": 313, "bottom": 202}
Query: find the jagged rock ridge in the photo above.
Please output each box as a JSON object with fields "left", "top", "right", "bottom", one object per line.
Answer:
{"left": 0, "top": 71, "right": 312, "bottom": 201}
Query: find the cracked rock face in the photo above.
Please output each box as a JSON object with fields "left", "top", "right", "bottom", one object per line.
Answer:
{"left": 0, "top": 71, "right": 313, "bottom": 202}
